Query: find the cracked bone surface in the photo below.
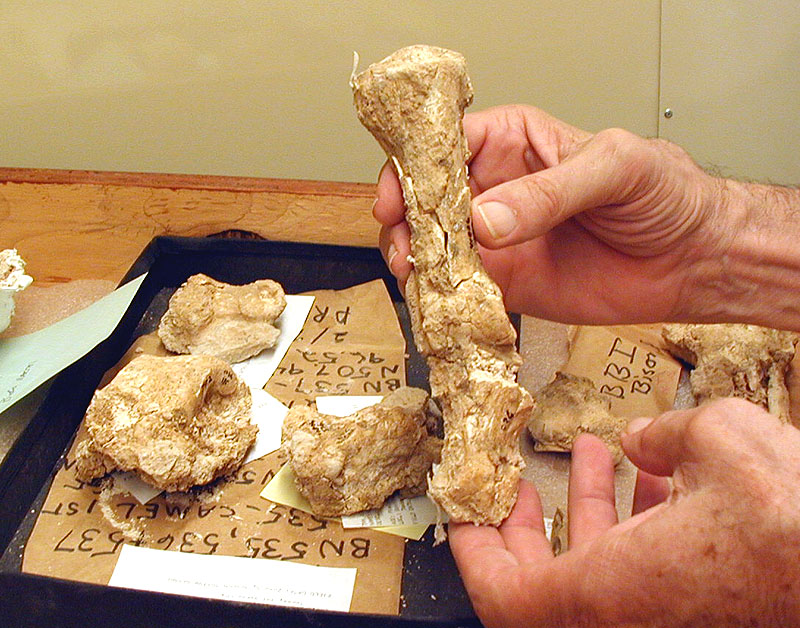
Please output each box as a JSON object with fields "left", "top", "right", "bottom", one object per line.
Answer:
{"left": 352, "top": 45, "right": 533, "bottom": 525}
{"left": 74, "top": 354, "right": 256, "bottom": 492}
{"left": 282, "top": 387, "right": 443, "bottom": 517}
{"left": 662, "top": 323, "right": 798, "bottom": 423}
{"left": 158, "top": 273, "right": 286, "bottom": 364}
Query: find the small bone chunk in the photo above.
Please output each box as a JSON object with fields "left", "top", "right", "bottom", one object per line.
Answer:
{"left": 352, "top": 45, "right": 533, "bottom": 525}
{"left": 158, "top": 273, "right": 286, "bottom": 363}
{"left": 662, "top": 323, "right": 798, "bottom": 422}
{"left": 0, "top": 248, "right": 33, "bottom": 333}
{"left": 527, "top": 372, "right": 627, "bottom": 463}
{"left": 75, "top": 354, "right": 256, "bottom": 492}
{"left": 281, "top": 387, "right": 443, "bottom": 517}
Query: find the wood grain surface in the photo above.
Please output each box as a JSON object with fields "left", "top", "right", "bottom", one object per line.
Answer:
{"left": 0, "top": 168, "right": 379, "bottom": 285}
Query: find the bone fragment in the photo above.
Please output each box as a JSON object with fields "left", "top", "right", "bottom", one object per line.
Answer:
{"left": 158, "top": 273, "right": 286, "bottom": 363}
{"left": 281, "top": 387, "right": 442, "bottom": 517}
{"left": 662, "top": 323, "right": 798, "bottom": 422}
{"left": 352, "top": 45, "right": 533, "bottom": 525}
{"left": 0, "top": 248, "right": 33, "bottom": 333}
{"left": 75, "top": 354, "right": 256, "bottom": 492}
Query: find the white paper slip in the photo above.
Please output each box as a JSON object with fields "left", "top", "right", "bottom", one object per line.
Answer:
{"left": 544, "top": 516, "right": 554, "bottom": 540}
{"left": 109, "top": 544, "right": 357, "bottom": 612}
{"left": 244, "top": 387, "right": 288, "bottom": 464}
{"left": 232, "top": 295, "right": 315, "bottom": 390}
{"left": 0, "top": 273, "right": 147, "bottom": 415}
{"left": 314, "top": 395, "right": 382, "bottom": 416}
{"left": 112, "top": 471, "right": 163, "bottom": 505}
{"left": 341, "top": 494, "right": 445, "bottom": 529}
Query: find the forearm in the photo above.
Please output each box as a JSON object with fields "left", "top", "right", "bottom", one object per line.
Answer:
{"left": 688, "top": 179, "right": 800, "bottom": 331}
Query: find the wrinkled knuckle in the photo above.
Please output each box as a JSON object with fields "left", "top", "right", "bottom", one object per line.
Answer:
{"left": 506, "top": 102, "right": 532, "bottom": 120}
{"left": 595, "top": 126, "right": 635, "bottom": 144}
{"left": 652, "top": 136, "right": 695, "bottom": 164}
{"left": 685, "top": 398, "right": 765, "bottom": 450}
{"left": 594, "top": 127, "right": 639, "bottom": 156}
{"left": 681, "top": 405, "right": 724, "bottom": 448}
{"left": 593, "top": 127, "right": 651, "bottom": 179}
{"left": 715, "top": 396, "right": 761, "bottom": 415}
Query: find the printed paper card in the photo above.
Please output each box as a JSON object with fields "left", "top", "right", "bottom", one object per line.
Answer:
{"left": 109, "top": 544, "right": 357, "bottom": 612}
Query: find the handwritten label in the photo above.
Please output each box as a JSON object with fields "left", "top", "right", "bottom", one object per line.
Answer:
{"left": 26, "top": 444, "right": 402, "bottom": 613}
{"left": 562, "top": 325, "right": 681, "bottom": 418}
{"left": 268, "top": 348, "right": 403, "bottom": 403}
{"left": 266, "top": 281, "right": 405, "bottom": 409}
{"left": 109, "top": 544, "right": 357, "bottom": 612}
{"left": 598, "top": 336, "right": 660, "bottom": 401}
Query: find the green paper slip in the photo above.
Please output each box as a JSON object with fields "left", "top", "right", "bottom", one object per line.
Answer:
{"left": 0, "top": 274, "right": 147, "bottom": 415}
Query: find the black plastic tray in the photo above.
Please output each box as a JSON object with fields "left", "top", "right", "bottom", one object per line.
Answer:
{"left": 0, "top": 236, "right": 481, "bottom": 628}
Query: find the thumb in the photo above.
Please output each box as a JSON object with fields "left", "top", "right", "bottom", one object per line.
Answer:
{"left": 471, "top": 129, "right": 639, "bottom": 248}
{"left": 621, "top": 410, "right": 700, "bottom": 477}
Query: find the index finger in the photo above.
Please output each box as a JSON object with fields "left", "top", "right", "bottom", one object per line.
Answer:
{"left": 568, "top": 433, "right": 618, "bottom": 547}
{"left": 372, "top": 159, "right": 405, "bottom": 227}
{"left": 449, "top": 480, "right": 553, "bottom": 581}
{"left": 498, "top": 479, "right": 554, "bottom": 563}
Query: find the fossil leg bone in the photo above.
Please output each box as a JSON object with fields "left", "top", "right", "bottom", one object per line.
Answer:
{"left": 662, "top": 323, "right": 798, "bottom": 423}
{"left": 352, "top": 45, "right": 533, "bottom": 525}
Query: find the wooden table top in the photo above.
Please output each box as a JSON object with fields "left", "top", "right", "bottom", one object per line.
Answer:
{"left": 0, "top": 167, "right": 379, "bottom": 286}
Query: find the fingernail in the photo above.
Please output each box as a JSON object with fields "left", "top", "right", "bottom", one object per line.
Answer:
{"left": 475, "top": 201, "right": 517, "bottom": 239}
{"left": 625, "top": 417, "right": 653, "bottom": 436}
{"left": 386, "top": 242, "right": 398, "bottom": 268}
{"left": 371, "top": 197, "right": 379, "bottom": 215}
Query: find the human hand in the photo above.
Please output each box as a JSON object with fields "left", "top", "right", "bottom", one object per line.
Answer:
{"left": 448, "top": 399, "right": 800, "bottom": 627}
{"left": 374, "top": 105, "right": 737, "bottom": 325}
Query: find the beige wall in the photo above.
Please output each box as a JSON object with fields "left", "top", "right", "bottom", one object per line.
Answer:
{"left": 659, "top": 1, "right": 800, "bottom": 185}
{"left": 1, "top": 1, "right": 660, "bottom": 183}
{"left": 5, "top": 2, "right": 796, "bottom": 186}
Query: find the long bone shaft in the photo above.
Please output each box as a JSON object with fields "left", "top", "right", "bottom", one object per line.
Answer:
{"left": 352, "top": 45, "right": 533, "bottom": 525}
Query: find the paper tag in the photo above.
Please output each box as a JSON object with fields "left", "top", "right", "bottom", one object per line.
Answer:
{"left": 244, "top": 387, "right": 288, "bottom": 464}
{"left": 265, "top": 280, "right": 405, "bottom": 408}
{"left": 260, "top": 461, "right": 318, "bottom": 514}
{"left": 543, "top": 516, "right": 554, "bottom": 539}
{"left": 562, "top": 325, "right": 681, "bottom": 418}
{"left": 109, "top": 544, "right": 357, "bottom": 612}
{"left": 341, "top": 494, "right": 444, "bottom": 529}
{"left": 232, "top": 295, "right": 315, "bottom": 389}
{"left": 112, "top": 471, "right": 162, "bottom": 505}
{"left": 314, "top": 395, "right": 382, "bottom": 416}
